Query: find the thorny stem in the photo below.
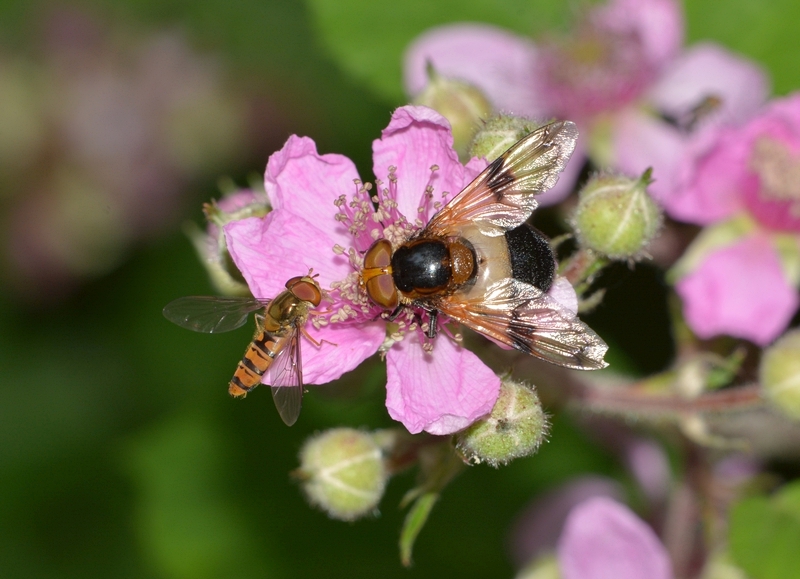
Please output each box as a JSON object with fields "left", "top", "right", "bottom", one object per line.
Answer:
{"left": 574, "top": 383, "right": 763, "bottom": 417}
{"left": 384, "top": 432, "right": 448, "bottom": 475}
{"left": 662, "top": 440, "right": 710, "bottom": 579}
{"left": 519, "top": 356, "right": 764, "bottom": 417}
{"left": 560, "top": 247, "right": 608, "bottom": 292}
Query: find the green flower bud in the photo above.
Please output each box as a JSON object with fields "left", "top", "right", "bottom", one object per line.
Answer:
{"left": 515, "top": 554, "right": 560, "bottom": 579}
{"left": 469, "top": 113, "right": 543, "bottom": 162}
{"left": 187, "top": 188, "right": 269, "bottom": 296}
{"left": 572, "top": 169, "right": 662, "bottom": 261}
{"left": 454, "top": 379, "right": 549, "bottom": 467}
{"left": 296, "top": 428, "right": 387, "bottom": 521}
{"left": 760, "top": 329, "right": 800, "bottom": 421}
{"left": 413, "top": 64, "right": 492, "bottom": 159}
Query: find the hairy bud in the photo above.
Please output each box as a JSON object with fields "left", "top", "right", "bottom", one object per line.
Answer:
{"left": 296, "top": 428, "right": 388, "bottom": 521}
{"left": 469, "top": 113, "right": 544, "bottom": 162}
{"left": 413, "top": 63, "right": 492, "bottom": 159}
{"left": 572, "top": 169, "right": 662, "bottom": 261}
{"left": 760, "top": 329, "right": 800, "bottom": 421}
{"left": 454, "top": 379, "right": 549, "bottom": 467}
{"left": 188, "top": 189, "right": 269, "bottom": 296}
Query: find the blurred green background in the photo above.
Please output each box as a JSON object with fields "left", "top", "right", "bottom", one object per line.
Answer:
{"left": 1, "top": 0, "right": 799, "bottom": 577}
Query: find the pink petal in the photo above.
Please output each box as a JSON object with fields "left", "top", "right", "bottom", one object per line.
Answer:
{"left": 265, "top": 135, "right": 359, "bottom": 248}
{"left": 558, "top": 497, "right": 673, "bottom": 579}
{"left": 611, "top": 108, "right": 687, "bottom": 205}
{"left": 403, "top": 24, "right": 547, "bottom": 117}
{"left": 385, "top": 332, "right": 501, "bottom": 435}
{"left": 372, "top": 106, "right": 471, "bottom": 222}
{"left": 649, "top": 43, "right": 769, "bottom": 131}
{"left": 510, "top": 477, "right": 624, "bottom": 567}
{"left": 594, "top": 0, "right": 683, "bottom": 68}
{"left": 297, "top": 321, "right": 385, "bottom": 385}
{"left": 623, "top": 439, "right": 671, "bottom": 504}
{"left": 667, "top": 125, "right": 752, "bottom": 224}
{"left": 738, "top": 93, "right": 800, "bottom": 233}
{"left": 548, "top": 276, "right": 579, "bottom": 315}
{"left": 224, "top": 211, "right": 350, "bottom": 298}
{"left": 674, "top": 235, "right": 799, "bottom": 345}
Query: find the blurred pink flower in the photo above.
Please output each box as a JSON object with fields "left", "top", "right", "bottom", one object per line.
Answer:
{"left": 404, "top": 0, "right": 767, "bottom": 204}
{"left": 509, "top": 477, "right": 624, "bottom": 566}
{"left": 557, "top": 497, "right": 673, "bottom": 579}
{"left": 671, "top": 94, "right": 800, "bottom": 344}
{"left": 224, "top": 105, "right": 578, "bottom": 435}
{"left": 1, "top": 7, "right": 252, "bottom": 299}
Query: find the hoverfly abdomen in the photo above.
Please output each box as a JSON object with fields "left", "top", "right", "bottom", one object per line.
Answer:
{"left": 229, "top": 330, "right": 281, "bottom": 397}
{"left": 504, "top": 224, "right": 556, "bottom": 292}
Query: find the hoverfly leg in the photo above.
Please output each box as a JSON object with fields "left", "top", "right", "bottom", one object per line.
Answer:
{"left": 425, "top": 309, "right": 439, "bottom": 339}
{"left": 253, "top": 312, "right": 266, "bottom": 335}
{"left": 299, "top": 325, "right": 336, "bottom": 348}
{"left": 387, "top": 305, "right": 404, "bottom": 322}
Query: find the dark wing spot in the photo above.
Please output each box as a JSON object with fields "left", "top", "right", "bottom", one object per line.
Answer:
{"left": 485, "top": 156, "right": 515, "bottom": 199}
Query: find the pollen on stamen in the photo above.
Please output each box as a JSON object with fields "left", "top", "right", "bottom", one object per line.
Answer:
{"left": 332, "top": 244, "right": 345, "bottom": 255}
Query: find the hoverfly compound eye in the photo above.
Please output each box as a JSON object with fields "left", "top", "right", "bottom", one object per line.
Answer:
{"left": 288, "top": 278, "right": 322, "bottom": 306}
{"left": 363, "top": 239, "right": 399, "bottom": 309}
{"left": 285, "top": 276, "right": 304, "bottom": 289}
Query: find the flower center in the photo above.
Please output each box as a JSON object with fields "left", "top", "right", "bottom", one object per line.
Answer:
{"left": 537, "top": 23, "right": 652, "bottom": 120}
{"left": 323, "top": 166, "right": 459, "bottom": 347}
{"left": 746, "top": 137, "right": 800, "bottom": 232}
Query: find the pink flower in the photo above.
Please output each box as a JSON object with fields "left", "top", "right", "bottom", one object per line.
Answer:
{"left": 224, "top": 106, "right": 580, "bottom": 435}
{"left": 510, "top": 477, "right": 624, "bottom": 566}
{"left": 557, "top": 497, "right": 673, "bottom": 579}
{"left": 670, "top": 94, "right": 800, "bottom": 344}
{"left": 404, "top": 0, "right": 768, "bottom": 205}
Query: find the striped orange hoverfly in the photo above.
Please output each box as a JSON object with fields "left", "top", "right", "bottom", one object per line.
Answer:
{"left": 163, "top": 274, "right": 323, "bottom": 426}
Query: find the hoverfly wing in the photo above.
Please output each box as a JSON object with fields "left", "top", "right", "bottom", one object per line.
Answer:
{"left": 265, "top": 326, "right": 303, "bottom": 426}
{"left": 438, "top": 278, "right": 608, "bottom": 370}
{"left": 163, "top": 296, "right": 271, "bottom": 334}
{"left": 428, "top": 121, "right": 578, "bottom": 237}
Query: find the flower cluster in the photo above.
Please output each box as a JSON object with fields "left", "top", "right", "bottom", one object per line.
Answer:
{"left": 404, "top": 0, "right": 800, "bottom": 347}
{"left": 404, "top": 0, "right": 768, "bottom": 206}
{"left": 168, "top": 0, "right": 800, "bottom": 572}
{"left": 670, "top": 94, "right": 800, "bottom": 344}
{"left": 0, "top": 7, "right": 253, "bottom": 299}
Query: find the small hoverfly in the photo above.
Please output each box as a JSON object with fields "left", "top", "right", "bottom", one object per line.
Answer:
{"left": 163, "top": 275, "right": 323, "bottom": 426}
{"left": 361, "top": 120, "right": 608, "bottom": 370}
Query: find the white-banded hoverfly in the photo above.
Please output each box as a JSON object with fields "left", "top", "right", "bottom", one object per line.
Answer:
{"left": 163, "top": 275, "right": 323, "bottom": 426}
{"left": 361, "top": 120, "right": 608, "bottom": 370}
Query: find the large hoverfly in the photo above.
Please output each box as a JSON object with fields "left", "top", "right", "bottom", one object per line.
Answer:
{"left": 163, "top": 275, "right": 323, "bottom": 426}
{"left": 361, "top": 120, "right": 608, "bottom": 370}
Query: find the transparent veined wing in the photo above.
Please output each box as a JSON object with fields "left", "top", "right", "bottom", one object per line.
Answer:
{"left": 163, "top": 296, "right": 271, "bottom": 334}
{"left": 427, "top": 121, "right": 578, "bottom": 237}
{"left": 264, "top": 326, "right": 303, "bottom": 426}
{"left": 437, "top": 278, "right": 608, "bottom": 370}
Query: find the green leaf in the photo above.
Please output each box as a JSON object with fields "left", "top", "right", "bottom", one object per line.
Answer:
{"left": 685, "top": 0, "right": 800, "bottom": 95}
{"left": 399, "top": 492, "right": 439, "bottom": 567}
{"left": 729, "top": 481, "right": 800, "bottom": 579}
{"left": 306, "top": 0, "right": 569, "bottom": 103}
